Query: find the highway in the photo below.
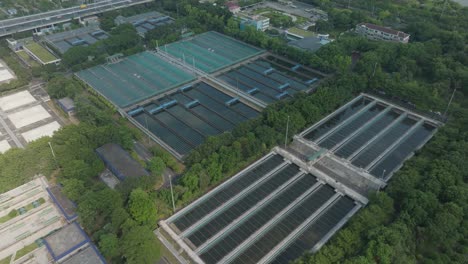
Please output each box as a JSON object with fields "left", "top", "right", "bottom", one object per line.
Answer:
{"left": 0, "top": 0, "right": 153, "bottom": 37}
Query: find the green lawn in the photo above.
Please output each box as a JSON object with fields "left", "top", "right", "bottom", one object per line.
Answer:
{"left": 254, "top": 7, "right": 276, "bottom": 14}
{"left": 0, "top": 210, "right": 17, "bottom": 224}
{"left": 24, "top": 43, "right": 57, "bottom": 64}
{"left": 0, "top": 256, "right": 11, "bottom": 264}
{"left": 295, "top": 16, "right": 309, "bottom": 25}
{"left": 0, "top": 198, "right": 44, "bottom": 224}
{"left": 15, "top": 242, "right": 38, "bottom": 260}
{"left": 287, "top": 27, "right": 315, "bottom": 38}
{"left": 16, "top": 50, "right": 40, "bottom": 67}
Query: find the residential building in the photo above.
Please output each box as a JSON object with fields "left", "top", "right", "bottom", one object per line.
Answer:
{"left": 355, "top": 23, "right": 410, "bottom": 43}
{"left": 226, "top": 2, "right": 241, "bottom": 14}
{"left": 240, "top": 15, "right": 270, "bottom": 31}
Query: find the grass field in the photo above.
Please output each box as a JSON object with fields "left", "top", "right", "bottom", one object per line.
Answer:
{"left": 287, "top": 27, "right": 315, "bottom": 38}
{"left": 15, "top": 242, "right": 39, "bottom": 260}
{"left": 16, "top": 50, "right": 40, "bottom": 67}
{"left": 0, "top": 256, "right": 11, "bottom": 264}
{"left": 24, "top": 43, "right": 57, "bottom": 64}
{"left": 0, "top": 210, "right": 16, "bottom": 224}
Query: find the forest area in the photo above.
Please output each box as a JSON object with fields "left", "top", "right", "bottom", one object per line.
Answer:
{"left": 0, "top": 0, "right": 466, "bottom": 263}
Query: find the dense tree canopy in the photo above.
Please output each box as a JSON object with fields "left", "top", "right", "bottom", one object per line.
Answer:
{"left": 128, "top": 189, "right": 158, "bottom": 226}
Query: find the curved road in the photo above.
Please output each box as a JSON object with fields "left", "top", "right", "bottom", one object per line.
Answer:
{"left": 0, "top": 0, "right": 152, "bottom": 37}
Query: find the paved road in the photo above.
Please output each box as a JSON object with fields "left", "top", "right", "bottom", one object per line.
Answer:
{"left": 0, "top": 109, "right": 23, "bottom": 148}
{"left": 0, "top": 0, "right": 152, "bottom": 37}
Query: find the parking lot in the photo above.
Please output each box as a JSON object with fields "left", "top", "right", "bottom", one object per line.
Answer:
{"left": 0, "top": 86, "right": 63, "bottom": 153}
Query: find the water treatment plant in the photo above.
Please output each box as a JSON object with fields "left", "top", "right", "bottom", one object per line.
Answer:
{"left": 74, "top": 30, "right": 441, "bottom": 264}
{"left": 76, "top": 31, "right": 326, "bottom": 159}
{"left": 157, "top": 93, "right": 440, "bottom": 264}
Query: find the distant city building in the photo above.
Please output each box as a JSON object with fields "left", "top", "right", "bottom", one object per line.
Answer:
{"left": 239, "top": 15, "right": 270, "bottom": 31}
{"left": 43, "top": 26, "right": 109, "bottom": 54}
{"left": 114, "top": 11, "right": 174, "bottom": 37}
{"left": 356, "top": 23, "right": 410, "bottom": 44}
{"left": 226, "top": 2, "right": 241, "bottom": 14}
{"left": 80, "top": 16, "right": 99, "bottom": 26}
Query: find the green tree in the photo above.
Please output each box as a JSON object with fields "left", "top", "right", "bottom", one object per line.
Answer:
{"left": 120, "top": 225, "right": 161, "bottom": 264}
{"left": 99, "top": 233, "right": 120, "bottom": 259}
{"left": 128, "top": 189, "right": 157, "bottom": 225}
{"left": 110, "top": 207, "right": 129, "bottom": 233}
{"left": 148, "top": 157, "right": 166, "bottom": 176}
{"left": 61, "top": 179, "right": 85, "bottom": 202}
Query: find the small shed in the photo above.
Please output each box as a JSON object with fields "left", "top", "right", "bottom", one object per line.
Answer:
{"left": 57, "top": 97, "right": 75, "bottom": 116}
{"left": 96, "top": 143, "right": 149, "bottom": 181}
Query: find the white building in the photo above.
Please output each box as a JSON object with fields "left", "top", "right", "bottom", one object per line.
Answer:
{"left": 240, "top": 15, "right": 270, "bottom": 31}
{"left": 356, "top": 23, "right": 410, "bottom": 44}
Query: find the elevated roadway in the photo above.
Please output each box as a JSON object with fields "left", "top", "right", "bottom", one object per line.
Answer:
{"left": 0, "top": 0, "right": 153, "bottom": 37}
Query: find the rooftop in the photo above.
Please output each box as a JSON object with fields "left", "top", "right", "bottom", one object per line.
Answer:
{"left": 288, "top": 36, "right": 331, "bottom": 52}
{"left": 115, "top": 11, "right": 166, "bottom": 25}
{"left": 358, "top": 22, "right": 409, "bottom": 38}
{"left": 44, "top": 26, "right": 109, "bottom": 54}
{"left": 286, "top": 27, "right": 315, "bottom": 38}
{"left": 44, "top": 223, "right": 89, "bottom": 261}
{"left": 57, "top": 97, "right": 75, "bottom": 112}
{"left": 61, "top": 245, "right": 105, "bottom": 264}
{"left": 96, "top": 143, "right": 150, "bottom": 180}
{"left": 47, "top": 185, "right": 77, "bottom": 221}
{"left": 114, "top": 11, "right": 174, "bottom": 36}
